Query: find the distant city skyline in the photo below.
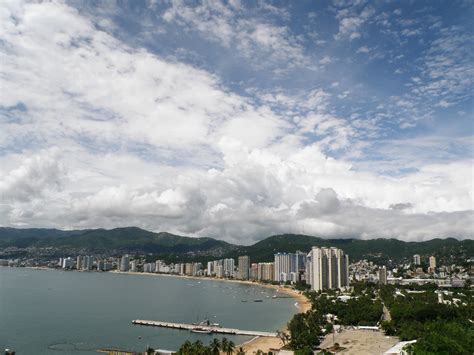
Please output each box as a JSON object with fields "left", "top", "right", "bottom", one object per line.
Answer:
{"left": 0, "top": 1, "right": 472, "bottom": 244}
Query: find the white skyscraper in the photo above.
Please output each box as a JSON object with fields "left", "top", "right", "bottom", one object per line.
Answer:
{"left": 223, "top": 258, "right": 235, "bottom": 277}
{"left": 274, "top": 253, "right": 293, "bottom": 282}
{"left": 307, "top": 247, "right": 349, "bottom": 291}
{"left": 413, "top": 254, "right": 421, "bottom": 265}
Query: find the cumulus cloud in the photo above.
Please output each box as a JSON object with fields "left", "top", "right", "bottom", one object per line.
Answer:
{"left": 0, "top": 1, "right": 472, "bottom": 244}
{"left": 1, "top": 140, "right": 472, "bottom": 244}
{"left": 0, "top": 149, "right": 64, "bottom": 202}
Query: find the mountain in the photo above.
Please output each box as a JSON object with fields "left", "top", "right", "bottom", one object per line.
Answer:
{"left": 0, "top": 227, "right": 235, "bottom": 257}
{"left": 226, "top": 234, "right": 474, "bottom": 264}
{"left": 0, "top": 228, "right": 472, "bottom": 264}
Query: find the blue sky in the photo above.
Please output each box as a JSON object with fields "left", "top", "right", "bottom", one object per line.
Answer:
{"left": 0, "top": 0, "right": 472, "bottom": 243}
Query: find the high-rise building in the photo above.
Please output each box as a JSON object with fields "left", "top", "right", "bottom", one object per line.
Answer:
{"left": 62, "top": 257, "right": 74, "bottom": 269}
{"left": 130, "top": 260, "right": 137, "bottom": 272}
{"left": 76, "top": 255, "right": 82, "bottom": 270}
{"left": 250, "top": 263, "right": 258, "bottom": 280}
{"left": 306, "top": 247, "right": 349, "bottom": 291}
{"left": 223, "top": 258, "right": 235, "bottom": 278}
{"left": 295, "top": 251, "right": 307, "bottom": 272}
{"left": 238, "top": 256, "right": 250, "bottom": 280}
{"left": 207, "top": 261, "right": 214, "bottom": 276}
{"left": 120, "top": 255, "right": 130, "bottom": 272}
{"left": 185, "top": 263, "right": 193, "bottom": 276}
{"left": 257, "top": 262, "right": 274, "bottom": 281}
{"left": 274, "top": 253, "right": 292, "bottom": 282}
{"left": 429, "top": 256, "right": 436, "bottom": 272}
{"left": 83, "top": 255, "right": 93, "bottom": 270}
{"left": 413, "top": 254, "right": 421, "bottom": 265}
{"left": 379, "top": 266, "right": 387, "bottom": 285}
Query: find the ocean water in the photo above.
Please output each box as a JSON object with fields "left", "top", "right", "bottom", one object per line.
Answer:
{"left": 0, "top": 267, "right": 297, "bottom": 354}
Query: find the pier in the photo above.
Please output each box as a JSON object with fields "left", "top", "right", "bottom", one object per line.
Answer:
{"left": 132, "top": 319, "right": 278, "bottom": 337}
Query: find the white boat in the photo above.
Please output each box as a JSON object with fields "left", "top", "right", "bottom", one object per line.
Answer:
{"left": 190, "top": 327, "right": 212, "bottom": 334}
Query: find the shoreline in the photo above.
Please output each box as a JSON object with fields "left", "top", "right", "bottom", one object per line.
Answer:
{"left": 113, "top": 270, "right": 311, "bottom": 353}
{"left": 23, "top": 267, "right": 311, "bottom": 352}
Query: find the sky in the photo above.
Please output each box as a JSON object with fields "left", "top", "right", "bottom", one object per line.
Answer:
{"left": 0, "top": 0, "right": 473, "bottom": 244}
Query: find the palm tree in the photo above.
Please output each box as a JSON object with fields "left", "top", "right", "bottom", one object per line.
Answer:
{"left": 236, "top": 347, "right": 246, "bottom": 355}
{"left": 226, "top": 340, "right": 235, "bottom": 355}
{"left": 221, "top": 337, "right": 229, "bottom": 354}
{"left": 209, "top": 338, "right": 221, "bottom": 354}
{"left": 178, "top": 340, "right": 193, "bottom": 354}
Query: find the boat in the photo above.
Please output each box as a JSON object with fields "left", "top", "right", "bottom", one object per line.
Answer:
{"left": 254, "top": 299, "right": 263, "bottom": 302}
{"left": 190, "top": 327, "right": 212, "bottom": 334}
{"left": 241, "top": 300, "right": 248, "bottom": 302}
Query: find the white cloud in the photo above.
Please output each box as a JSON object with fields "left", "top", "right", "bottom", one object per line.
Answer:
{"left": 335, "top": 5, "right": 374, "bottom": 41}
{"left": 319, "top": 56, "right": 332, "bottom": 65}
{"left": 356, "top": 45, "right": 370, "bottom": 53}
{"left": 0, "top": 1, "right": 472, "bottom": 244}
{"left": 161, "top": 0, "right": 307, "bottom": 67}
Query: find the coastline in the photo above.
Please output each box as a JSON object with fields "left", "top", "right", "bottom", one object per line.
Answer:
{"left": 25, "top": 267, "right": 310, "bottom": 352}
{"left": 111, "top": 270, "right": 311, "bottom": 353}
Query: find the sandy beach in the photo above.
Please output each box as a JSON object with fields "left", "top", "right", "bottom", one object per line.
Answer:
{"left": 240, "top": 286, "right": 310, "bottom": 354}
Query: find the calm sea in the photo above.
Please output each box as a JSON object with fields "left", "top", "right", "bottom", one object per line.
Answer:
{"left": 0, "top": 267, "right": 297, "bottom": 354}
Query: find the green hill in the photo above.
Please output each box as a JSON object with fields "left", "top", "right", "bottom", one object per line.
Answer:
{"left": 229, "top": 234, "right": 473, "bottom": 264}
{"left": 0, "top": 226, "right": 235, "bottom": 256}
{"left": 0, "top": 227, "right": 472, "bottom": 264}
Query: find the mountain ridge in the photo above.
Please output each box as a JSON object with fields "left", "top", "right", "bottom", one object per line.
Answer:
{"left": 0, "top": 227, "right": 472, "bottom": 264}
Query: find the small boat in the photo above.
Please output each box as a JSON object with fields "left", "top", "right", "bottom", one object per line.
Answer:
{"left": 191, "top": 327, "right": 212, "bottom": 334}
{"left": 138, "top": 336, "right": 142, "bottom": 339}
{"left": 254, "top": 299, "right": 263, "bottom": 302}
{"left": 241, "top": 300, "right": 248, "bottom": 302}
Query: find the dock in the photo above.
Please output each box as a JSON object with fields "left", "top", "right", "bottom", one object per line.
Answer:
{"left": 132, "top": 319, "right": 278, "bottom": 337}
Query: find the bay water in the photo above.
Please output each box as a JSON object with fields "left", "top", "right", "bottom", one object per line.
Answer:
{"left": 0, "top": 267, "right": 297, "bottom": 354}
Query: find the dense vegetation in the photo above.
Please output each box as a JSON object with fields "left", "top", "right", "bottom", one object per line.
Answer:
{"left": 379, "top": 284, "right": 474, "bottom": 354}
{"left": 175, "top": 337, "right": 239, "bottom": 355}
{"left": 285, "top": 283, "right": 474, "bottom": 354}
{"left": 2, "top": 227, "right": 472, "bottom": 264}
{"left": 0, "top": 227, "right": 234, "bottom": 257}
{"left": 286, "top": 285, "right": 383, "bottom": 353}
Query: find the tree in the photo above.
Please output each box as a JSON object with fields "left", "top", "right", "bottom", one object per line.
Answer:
{"left": 178, "top": 341, "right": 192, "bottom": 354}
{"left": 221, "top": 337, "right": 229, "bottom": 354}
{"left": 236, "top": 347, "right": 246, "bottom": 355}
{"left": 209, "top": 338, "right": 221, "bottom": 355}
{"left": 227, "top": 340, "right": 235, "bottom": 355}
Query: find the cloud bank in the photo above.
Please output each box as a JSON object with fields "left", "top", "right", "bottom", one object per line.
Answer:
{"left": 0, "top": 1, "right": 472, "bottom": 244}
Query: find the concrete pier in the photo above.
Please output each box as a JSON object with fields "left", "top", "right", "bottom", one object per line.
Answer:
{"left": 132, "top": 319, "right": 278, "bottom": 337}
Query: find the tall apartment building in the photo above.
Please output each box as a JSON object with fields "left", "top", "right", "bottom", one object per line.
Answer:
{"left": 257, "top": 262, "right": 274, "bottom": 281}
{"left": 306, "top": 247, "right": 349, "bottom": 291}
{"left": 237, "top": 256, "right": 250, "bottom": 280}
{"left": 120, "top": 255, "right": 130, "bottom": 272}
{"left": 223, "top": 258, "right": 235, "bottom": 278}
{"left": 379, "top": 266, "right": 387, "bottom": 285}
{"left": 429, "top": 256, "right": 437, "bottom": 273}
{"left": 274, "top": 252, "right": 307, "bottom": 283}
{"left": 250, "top": 263, "right": 258, "bottom": 280}
{"left": 413, "top": 254, "right": 421, "bottom": 265}
{"left": 207, "top": 261, "right": 214, "bottom": 276}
